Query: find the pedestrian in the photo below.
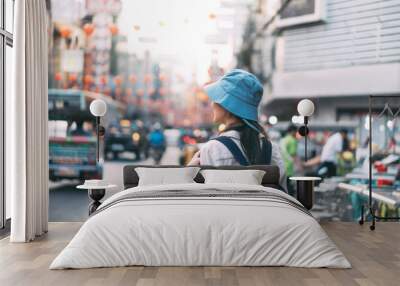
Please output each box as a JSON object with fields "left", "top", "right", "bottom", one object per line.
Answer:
{"left": 187, "top": 69, "right": 287, "bottom": 191}
{"left": 280, "top": 124, "right": 298, "bottom": 194}
{"left": 148, "top": 123, "right": 166, "bottom": 164}
{"left": 303, "top": 129, "right": 349, "bottom": 178}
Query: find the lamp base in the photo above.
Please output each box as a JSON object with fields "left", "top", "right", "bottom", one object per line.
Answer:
{"left": 296, "top": 180, "right": 314, "bottom": 210}
{"left": 289, "top": 177, "right": 321, "bottom": 210}
{"left": 88, "top": 188, "right": 105, "bottom": 215}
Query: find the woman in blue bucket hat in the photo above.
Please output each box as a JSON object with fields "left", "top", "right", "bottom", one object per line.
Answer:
{"left": 188, "top": 69, "right": 287, "bottom": 191}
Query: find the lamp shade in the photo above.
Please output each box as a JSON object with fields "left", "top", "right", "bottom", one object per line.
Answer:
{"left": 297, "top": 99, "right": 315, "bottom": 117}
{"left": 90, "top": 99, "right": 107, "bottom": 117}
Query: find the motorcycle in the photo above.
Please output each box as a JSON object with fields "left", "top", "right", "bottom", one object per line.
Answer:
{"left": 149, "top": 146, "right": 165, "bottom": 165}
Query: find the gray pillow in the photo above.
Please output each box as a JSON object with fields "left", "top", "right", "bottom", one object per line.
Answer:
{"left": 136, "top": 167, "right": 201, "bottom": 186}
{"left": 200, "top": 169, "right": 266, "bottom": 185}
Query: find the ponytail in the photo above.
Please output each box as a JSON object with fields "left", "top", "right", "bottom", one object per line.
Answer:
{"left": 223, "top": 120, "right": 268, "bottom": 164}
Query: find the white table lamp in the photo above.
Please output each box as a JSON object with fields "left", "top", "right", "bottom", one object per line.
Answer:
{"left": 297, "top": 99, "right": 315, "bottom": 162}
{"left": 90, "top": 99, "right": 107, "bottom": 163}
{"left": 297, "top": 99, "right": 315, "bottom": 117}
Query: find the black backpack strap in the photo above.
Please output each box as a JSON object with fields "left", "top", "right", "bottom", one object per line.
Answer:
{"left": 212, "top": 136, "right": 249, "bottom": 166}
{"left": 261, "top": 138, "right": 272, "bottom": 165}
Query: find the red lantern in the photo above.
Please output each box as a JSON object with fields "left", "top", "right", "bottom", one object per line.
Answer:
{"left": 114, "top": 76, "right": 123, "bottom": 86}
{"left": 59, "top": 26, "right": 72, "bottom": 38}
{"left": 100, "top": 75, "right": 108, "bottom": 85}
{"left": 125, "top": 88, "right": 132, "bottom": 96}
{"left": 68, "top": 73, "right": 78, "bottom": 82}
{"left": 83, "top": 23, "right": 95, "bottom": 36}
{"left": 144, "top": 74, "right": 152, "bottom": 83}
{"left": 83, "top": 74, "right": 94, "bottom": 85}
{"left": 54, "top": 72, "right": 63, "bottom": 81}
{"left": 197, "top": 90, "right": 208, "bottom": 102}
{"left": 109, "top": 24, "right": 119, "bottom": 36}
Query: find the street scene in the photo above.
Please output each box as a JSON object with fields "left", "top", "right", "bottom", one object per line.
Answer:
{"left": 47, "top": 0, "right": 400, "bottom": 222}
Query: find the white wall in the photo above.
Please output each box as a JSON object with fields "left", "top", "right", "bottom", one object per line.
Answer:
{"left": 272, "top": 63, "right": 400, "bottom": 98}
{"left": 264, "top": 0, "right": 400, "bottom": 102}
{"left": 281, "top": 0, "right": 400, "bottom": 72}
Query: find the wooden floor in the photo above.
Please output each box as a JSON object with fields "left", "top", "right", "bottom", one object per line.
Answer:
{"left": 0, "top": 222, "right": 399, "bottom": 286}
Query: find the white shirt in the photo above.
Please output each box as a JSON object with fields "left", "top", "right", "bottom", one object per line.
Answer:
{"left": 199, "top": 130, "right": 287, "bottom": 191}
{"left": 320, "top": 132, "right": 343, "bottom": 163}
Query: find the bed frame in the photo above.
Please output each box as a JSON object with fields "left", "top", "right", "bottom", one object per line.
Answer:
{"left": 123, "top": 165, "right": 281, "bottom": 190}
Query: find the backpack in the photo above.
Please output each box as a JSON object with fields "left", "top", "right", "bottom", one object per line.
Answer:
{"left": 212, "top": 136, "right": 272, "bottom": 166}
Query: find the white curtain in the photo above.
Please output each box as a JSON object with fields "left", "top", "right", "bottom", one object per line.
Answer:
{"left": 8, "top": 0, "right": 49, "bottom": 242}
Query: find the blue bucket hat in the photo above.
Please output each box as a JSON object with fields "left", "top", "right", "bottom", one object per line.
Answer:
{"left": 205, "top": 69, "right": 263, "bottom": 122}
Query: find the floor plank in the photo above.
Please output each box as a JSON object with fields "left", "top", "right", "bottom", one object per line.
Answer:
{"left": 0, "top": 222, "right": 399, "bottom": 286}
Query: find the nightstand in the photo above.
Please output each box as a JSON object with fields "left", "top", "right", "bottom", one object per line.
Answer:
{"left": 77, "top": 181, "right": 117, "bottom": 215}
{"left": 289, "top": 177, "right": 321, "bottom": 210}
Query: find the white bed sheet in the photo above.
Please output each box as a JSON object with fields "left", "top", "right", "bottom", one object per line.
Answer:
{"left": 50, "top": 183, "right": 350, "bottom": 269}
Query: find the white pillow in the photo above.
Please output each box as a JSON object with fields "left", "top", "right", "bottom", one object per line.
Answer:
{"left": 200, "top": 169, "right": 266, "bottom": 185}
{"left": 136, "top": 167, "right": 201, "bottom": 186}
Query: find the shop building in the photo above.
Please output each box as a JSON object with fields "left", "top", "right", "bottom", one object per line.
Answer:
{"left": 254, "top": 0, "right": 400, "bottom": 126}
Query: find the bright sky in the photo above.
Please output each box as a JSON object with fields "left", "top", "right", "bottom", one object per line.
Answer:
{"left": 118, "top": 0, "right": 251, "bottom": 84}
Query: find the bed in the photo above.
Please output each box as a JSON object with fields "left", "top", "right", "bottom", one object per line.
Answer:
{"left": 50, "top": 165, "right": 351, "bottom": 269}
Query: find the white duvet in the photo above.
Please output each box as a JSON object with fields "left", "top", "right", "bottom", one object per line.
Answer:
{"left": 50, "top": 183, "right": 351, "bottom": 269}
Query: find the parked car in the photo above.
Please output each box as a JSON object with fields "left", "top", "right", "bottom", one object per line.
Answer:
{"left": 105, "top": 119, "right": 149, "bottom": 161}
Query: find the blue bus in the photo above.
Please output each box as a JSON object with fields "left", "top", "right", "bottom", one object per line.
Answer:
{"left": 48, "top": 89, "right": 124, "bottom": 181}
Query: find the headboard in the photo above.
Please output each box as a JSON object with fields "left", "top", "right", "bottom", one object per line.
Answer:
{"left": 123, "top": 165, "right": 281, "bottom": 190}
